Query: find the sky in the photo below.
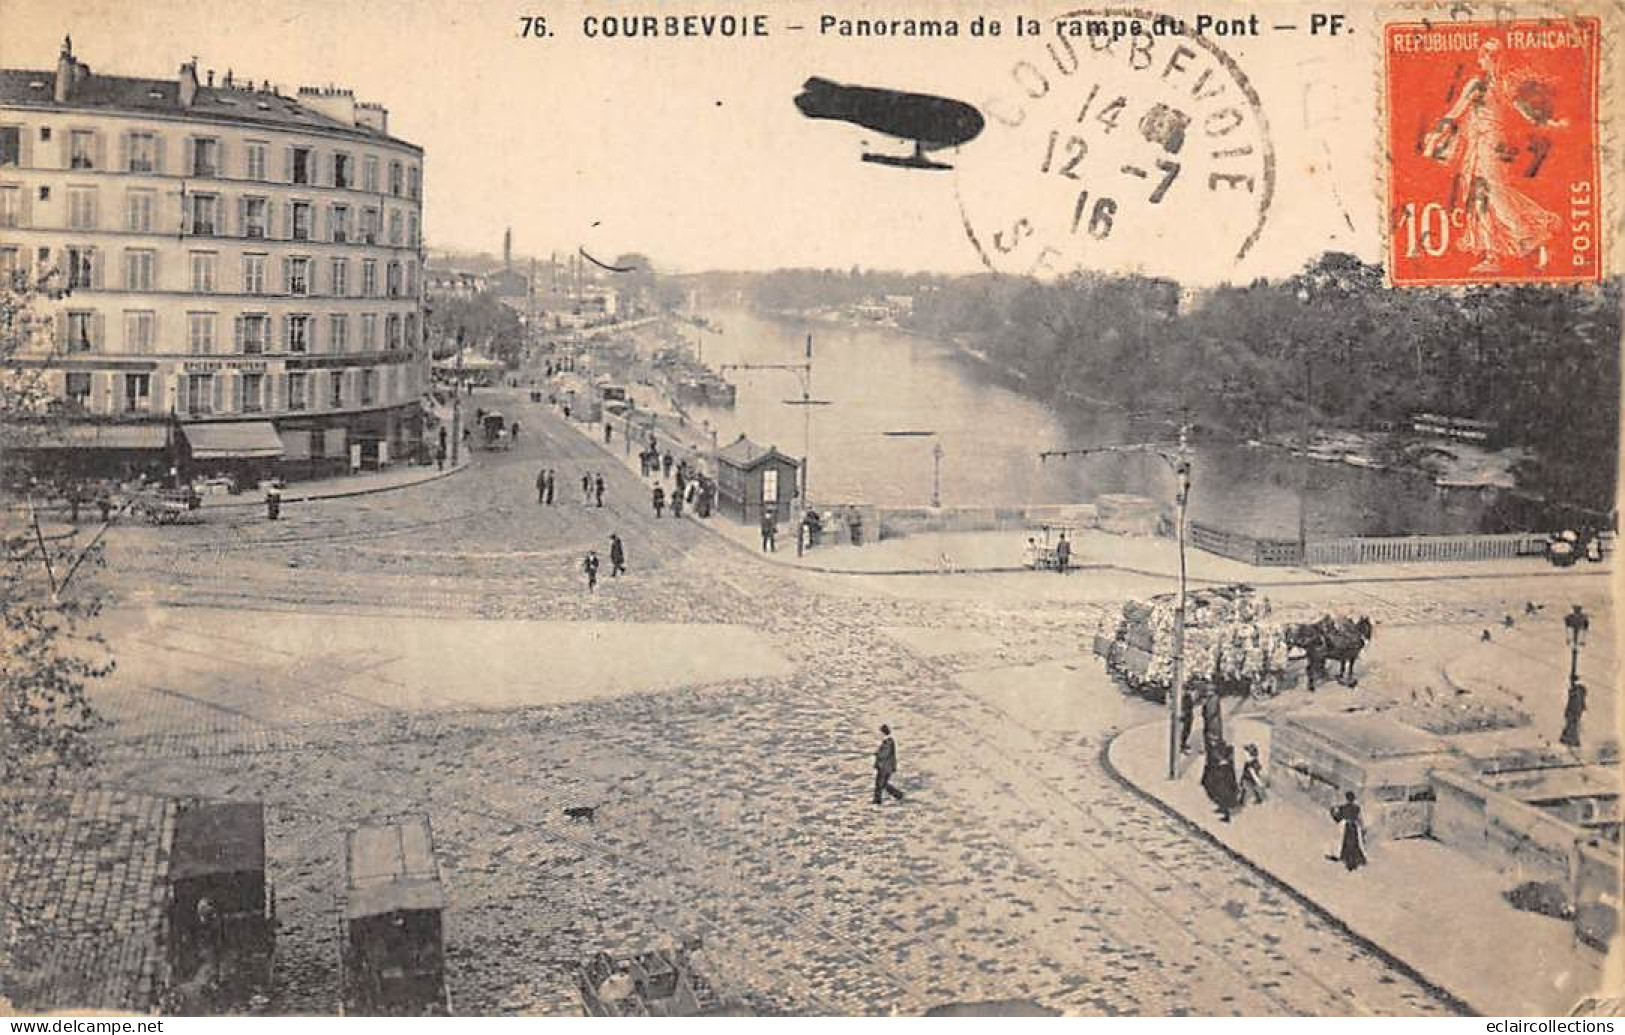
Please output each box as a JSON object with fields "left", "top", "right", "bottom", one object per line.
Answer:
{"left": 0, "top": 0, "right": 1393, "bottom": 282}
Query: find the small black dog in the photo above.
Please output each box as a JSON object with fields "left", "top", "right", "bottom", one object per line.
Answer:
{"left": 563, "top": 806, "right": 596, "bottom": 823}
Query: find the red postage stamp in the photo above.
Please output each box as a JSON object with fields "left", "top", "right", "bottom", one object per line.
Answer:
{"left": 1384, "top": 16, "right": 1602, "bottom": 286}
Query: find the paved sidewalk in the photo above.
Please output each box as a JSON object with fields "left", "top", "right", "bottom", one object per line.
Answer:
{"left": 1106, "top": 718, "right": 1604, "bottom": 1016}
{"left": 196, "top": 452, "right": 470, "bottom": 508}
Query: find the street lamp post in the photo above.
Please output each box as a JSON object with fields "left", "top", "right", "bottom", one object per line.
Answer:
{"left": 932, "top": 441, "right": 944, "bottom": 509}
{"left": 1042, "top": 423, "right": 1192, "bottom": 780}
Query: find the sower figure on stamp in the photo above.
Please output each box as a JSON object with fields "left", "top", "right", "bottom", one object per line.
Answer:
{"left": 873, "top": 724, "right": 905, "bottom": 805}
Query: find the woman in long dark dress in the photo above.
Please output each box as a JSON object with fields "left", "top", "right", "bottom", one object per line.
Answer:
{"left": 1330, "top": 791, "right": 1367, "bottom": 871}
{"left": 1201, "top": 739, "right": 1241, "bottom": 822}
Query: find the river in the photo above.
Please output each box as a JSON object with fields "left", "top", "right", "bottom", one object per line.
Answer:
{"left": 682, "top": 308, "right": 1507, "bottom": 538}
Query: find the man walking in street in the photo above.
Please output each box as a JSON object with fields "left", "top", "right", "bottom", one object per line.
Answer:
{"left": 609, "top": 534, "right": 626, "bottom": 577}
{"left": 510, "top": 419, "right": 520, "bottom": 443}
{"left": 536, "top": 467, "right": 547, "bottom": 504}
{"left": 1056, "top": 532, "right": 1072, "bottom": 574}
{"left": 1178, "top": 686, "right": 1197, "bottom": 753}
{"left": 873, "top": 724, "right": 905, "bottom": 805}
{"left": 582, "top": 472, "right": 592, "bottom": 505}
{"left": 761, "top": 511, "right": 777, "bottom": 552}
{"left": 652, "top": 484, "right": 666, "bottom": 518}
{"left": 544, "top": 469, "right": 555, "bottom": 505}
{"left": 594, "top": 474, "right": 606, "bottom": 508}
{"left": 582, "top": 550, "right": 600, "bottom": 592}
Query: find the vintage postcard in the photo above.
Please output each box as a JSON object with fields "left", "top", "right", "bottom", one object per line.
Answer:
{"left": 0, "top": 0, "right": 1620, "bottom": 1019}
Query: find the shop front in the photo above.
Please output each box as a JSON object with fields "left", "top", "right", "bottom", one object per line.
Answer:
{"left": 179, "top": 421, "right": 285, "bottom": 492}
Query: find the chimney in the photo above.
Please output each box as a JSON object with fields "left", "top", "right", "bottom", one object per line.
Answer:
{"left": 178, "top": 60, "right": 198, "bottom": 107}
{"left": 53, "top": 35, "right": 73, "bottom": 102}
{"left": 354, "top": 101, "right": 389, "bottom": 135}
{"left": 296, "top": 85, "right": 356, "bottom": 126}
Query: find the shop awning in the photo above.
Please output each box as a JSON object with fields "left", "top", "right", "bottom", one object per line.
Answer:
{"left": 4, "top": 423, "right": 170, "bottom": 450}
{"left": 183, "top": 421, "right": 284, "bottom": 460}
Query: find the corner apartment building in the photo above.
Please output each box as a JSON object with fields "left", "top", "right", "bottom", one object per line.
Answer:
{"left": 0, "top": 37, "right": 429, "bottom": 480}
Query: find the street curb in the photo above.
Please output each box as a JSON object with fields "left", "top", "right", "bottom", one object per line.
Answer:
{"left": 198, "top": 457, "right": 473, "bottom": 510}
{"left": 1099, "top": 723, "right": 1475, "bottom": 1017}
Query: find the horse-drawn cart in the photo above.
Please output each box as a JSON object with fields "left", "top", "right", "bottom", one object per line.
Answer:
{"left": 1094, "top": 584, "right": 1288, "bottom": 702}
{"left": 340, "top": 816, "right": 452, "bottom": 1016}
{"left": 130, "top": 487, "right": 203, "bottom": 525}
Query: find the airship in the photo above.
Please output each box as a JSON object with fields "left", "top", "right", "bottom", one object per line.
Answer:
{"left": 793, "top": 76, "right": 985, "bottom": 171}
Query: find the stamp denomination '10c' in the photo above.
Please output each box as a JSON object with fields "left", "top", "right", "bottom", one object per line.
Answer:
{"left": 1384, "top": 17, "right": 1602, "bottom": 286}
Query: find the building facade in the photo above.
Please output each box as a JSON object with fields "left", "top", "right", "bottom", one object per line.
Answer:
{"left": 0, "top": 38, "right": 430, "bottom": 481}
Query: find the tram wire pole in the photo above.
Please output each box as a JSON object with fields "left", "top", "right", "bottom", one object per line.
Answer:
{"left": 1040, "top": 423, "right": 1192, "bottom": 780}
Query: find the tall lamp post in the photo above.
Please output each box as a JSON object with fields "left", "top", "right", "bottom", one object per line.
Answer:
{"left": 1565, "top": 605, "right": 1590, "bottom": 685}
{"left": 1042, "top": 424, "right": 1192, "bottom": 779}
{"left": 881, "top": 430, "right": 944, "bottom": 508}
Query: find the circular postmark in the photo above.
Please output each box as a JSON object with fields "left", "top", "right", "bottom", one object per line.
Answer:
{"left": 955, "top": 8, "right": 1276, "bottom": 281}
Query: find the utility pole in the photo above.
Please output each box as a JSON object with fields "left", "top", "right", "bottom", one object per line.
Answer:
{"left": 720, "top": 334, "right": 829, "bottom": 510}
{"left": 1041, "top": 422, "right": 1192, "bottom": 780}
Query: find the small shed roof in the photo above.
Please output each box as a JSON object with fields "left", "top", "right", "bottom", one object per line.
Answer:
{"left": 170, "top": 802, "right": 266, "bottom": 882}
{"left": 715, "top": 435, "right": 798, "bottom": 471}
{"left": 345, "top": 816, "right": 444, "bottom": 919}
{"left": 182, "top": 421, "right": 284, "bottom": 460}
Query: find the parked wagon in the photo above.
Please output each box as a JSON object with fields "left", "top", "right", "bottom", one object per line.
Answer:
{"left": 130, "top": 487, "right": 203, "bottom": 525}
{"left": 340, "top": 816, "right": 452, "bottom": 1016}
{"left": 163, "top": 801, "right": 276, "bottom": 1012}
{"left": 577, "top": 939, "right": 740, "bottom": 1016}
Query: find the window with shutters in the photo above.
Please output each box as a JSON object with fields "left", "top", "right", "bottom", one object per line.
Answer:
{"left": 388, "top": 160, "right": 403, "bottom": 196}
{"left": 363, "top": 155, "right": 379, "bottom": 192}
{"left": 333, "top": 152, "right": 353, "bottom": 189}
{"left": 123, "top": 249, "right": 155, "bottom": 291}
{"left": 331, "top": 258, "right": 349, "bottom": 296}
{"left": 127, "top": 131, "right": 156, "bottom": 172}
{"left": 69, "top": 130, "right": 95, "bottom": 169}
{"left": 290, "top": 146, "right": 312, "bottom": 185}
{"left": 361, "top": 313, "right": 377, "bottom": 350}
{"left": 125, "top": 189, "right": 155, "bottom": 232}
{"left": 186, "top": 373, "right": 213, "bottom": 415}
{"left": 329, "top": 369, "right": 344, "bottom": 408}
{"left": 388, "top": 209, "right": 402, "bottom": 245}
{"left": 66, "top": 247, "right": 95, "bottom": 289}
{"left": 123, "top": 373, "right": 151, "bottom": 413}
{"left": 0, "top": 186, "right": 21, "bottom": 228}
{"left": 65, "top": 371, "right": 92, "bottom": 407}
{"left": 362, "top": 259, "right": 378, "bottom": 297}
{"left": 361, "top": 368, "right": 378, "bottom": 405}
{"left": 240, "top": 313, "right": 269, "bottom": 355}
{"left": 404, "top": 313, "right": 417, "bottom": 349}
{"left": 243, "top": 197, "right": 268, "bottom": 238}
{"left": 190, "top": 252, "right": 217, "bottom": 293}
{"left": 240, "top": 372, "right": 264, "bottom": 412}
{"left": 291, "top": 201, "right": 312, "bottom": 241}
{"left": 288, "top": 371, "right": 308, "bottom": 410}
{"left": 408, "top": 213, "right": 419, "bottom": 248}
{"left": 360, "top": 206, "right": 379, "bottom": 244}
{"left": 329, "top": 313, "right": 349, "bottom": 352}
{"left": 0, "top": 126, "right": 19, "bottom": 167}
{"left": 188, "top": 194, "right": 218, "bottom": 236}
{"left": 67, "top": 187, "right": 96, "bottom": 229}
{"left": 0, "top": 247, "right": 20, "bottom": 290}
{"left": 245, "top": 142, "right": 267, "bottom": 181}
{"left": 191, "top": 137, "right": 219, "bottom": 177}
{"left": 331, "top": 204, "right": 349, "bottom": 243}
{"left": 123, "top": 310, "right": 156, "bottom": 354}
{"left": 385, "top": 313, "right": 400, "bottom": 350}
{"left": 188, "top": 312, "right": 216, "bottom": 354}
{"left": 286, "top": 257, "right": 311, "bottom": 296}
{"left": 286, "top": 314, "right": 309, "bottom": 354}
{"left": 238, "top": 312, "right": 268, "bottom": 354}
{"left": 66, "top": 311, "right": 95, "bottom": 353}
{"left": 407, "top": 164, "right": 420, "bottom": 200}
{"left": 406, "top": 262, "right": 417, "bottom": 296}
{"left": 243, "top": 254, "right": 267, "bottom": 295}
{"left": 386, "top": 262, "right": 402, "bottom": 299}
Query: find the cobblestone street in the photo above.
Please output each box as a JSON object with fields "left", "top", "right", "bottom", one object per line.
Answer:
{"left": 66, "top": 394, "right": 1600, "bottom": 1015}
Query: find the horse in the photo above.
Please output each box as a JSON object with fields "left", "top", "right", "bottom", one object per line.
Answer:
{"left": 1284, "top": 615, "right": 1374, "bottom": 690}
